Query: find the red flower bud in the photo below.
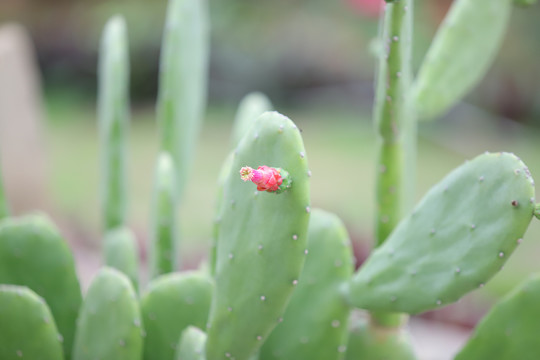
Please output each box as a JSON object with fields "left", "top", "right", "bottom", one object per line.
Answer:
{"left": 240, "top": 166, "right": 291, "bottom": 193}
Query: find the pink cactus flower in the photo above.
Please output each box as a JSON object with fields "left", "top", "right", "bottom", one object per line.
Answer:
{"left": 240, "top": 166, "right": 285, "bottom": 193}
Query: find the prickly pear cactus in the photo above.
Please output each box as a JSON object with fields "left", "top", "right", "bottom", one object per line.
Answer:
{"left": 345, "top": 311, "right": 415, "bottom": 360}
{"left": 150, "top": 152, "right": 178, "bottom": 278}
{"left": 0, "top": 214, "right": 82, "bottom": 359}
{"left": 455, "top": 273, "right": 540, "bottom": 360}
{"left": 206, "top": 111, "right": 311, "bottom": 360}
{"left": 349, "top": 152, "right": 535, "bottom": 314}
{"left": 260, "top": 209, "right": 354, "bottom": 360}
{"left": 175, "top": 326, "right": 207, "bottom": 360}
{"left": 231, "top": 92, "right": 273, "bottom": 147}
{"left": 142, "top": 271, "right": 213, "bottom": 360}
{"left": 0, "top": 285, "right": 64, "bottom": 360}
{"left": 103, "top": 227, "right": 140, "bottom": 291}
{"left": 72, "top": 267, "right": 142, "bottom": 360}
{"left": 413, "top": 0, "right": 513, "bottom": 120}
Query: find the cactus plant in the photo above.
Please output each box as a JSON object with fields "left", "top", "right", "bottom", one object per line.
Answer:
{"left": 72, "top": 267, "right": 143, "bottom": 360}
{"left": 103, "top": 227, "right": 140, "bottom": 291}
{"left": 176, "top": 326, "right": 208, "bottom": 360}
{"left": 0, "top": 285, "right": 64, "bottom": 360}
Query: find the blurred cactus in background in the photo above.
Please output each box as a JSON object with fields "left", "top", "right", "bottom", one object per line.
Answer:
{"left": 1, "top": 0, "right": 540, "bottom": 359}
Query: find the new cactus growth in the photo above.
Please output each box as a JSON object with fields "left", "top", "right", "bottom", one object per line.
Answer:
{"left": 150, "top": 152, "right": 178, "bottom": 278}
{"left": 98, "top": 15, "right": 130, "bottom": 231}
{"left": 72, "top": 267, "right": 143, "bottom": 360}
{"left": 0, "top": 215, "right": 82, "bottom": 359}
{"left": 103, "top": 227, "right": 140, "bottom": 291}
{"left": 176, "top": 326, "right": 208, "bottom": 360}
{"left": 231, "top": 92, "right": 273, "bottom": 147}
{"left": 206, "top": 111, "right": 311, "bottom": 360}
{"left": 0, "top": 285, "right": 64, "bottom": 360}
{"left": 141, "top": 271, "right": 213, "bottom": 360}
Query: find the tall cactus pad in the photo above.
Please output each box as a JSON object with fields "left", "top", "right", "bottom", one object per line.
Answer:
{"left": 72, "top": 267, "right": 142, "bottom": 360}
{"left": 0, "top": 285, "right": 64, "bottom": 360}
{"left": 0, "top": 215, "right": 82, "bottom": 359}
{"left": 175, "top": 326, "right": 207, "bottom": 360}
{"left": 349, "top": 152, "right": 535, "bottom": 314}
{"left": 206, "top": 111, "right": 311, "bottom": 360}
{"left": 345, "top": 312, "right": 415, "bottom": 360}
{"left": 455, "top": 274, "right": 540, "bottom": 360}
{"left": 260, "top": 209, "right": 354, "bottom": 360}
{"left": 150, "top": 152, "right": 178, "bottom": 278}
{"left": 157, "top": 0, "right": 209, "bottom": 197}
{"left": 413, "top": 0, "right": 512, "bottom": 120}
{"left": 142, "top": 271, "right": 213, "bottom": 360}
{"left": 231, "top": 92, "right": 273, "bottom": 147}
{"left": 98, "top": 15, "right": 130, "bottom": 230}
{"left": 104, "top": 227, "right": 140, "bottom": 291}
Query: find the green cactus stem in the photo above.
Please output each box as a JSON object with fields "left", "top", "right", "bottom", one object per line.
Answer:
{"left": 413, "top": 0, "right": 513, "bottom": 120}
{"left": 142, "top": 271, "right": 213, "bottom": 360}
{"left": 0, "top": 285, "right": 64, "bottom": 360}
{"left": 260, "top": 209, "right": 354, "bottom": 360}
{"left": 72, "top": 267, "right": 142, "bottom": 360}
{"left": 455, "top": 273, "right": 540, "bottom": 360}
{"left": 103, "top": 227, "right": 140, "bottom": 291}
{"left": 0, "top": 215, "right": 82, "bottom": 359}
{"left": 206, "top": 111, "right": 311, "bottom": 360}
{"left": 175, "top": 326, "right": 207, "bottom": 360}
{"left": 98, "top": 15, "right": 130, "bottom": 231}
{"left": 157, "top": 0, "right": 209, "bottom": 199}
{"left": 349, "top": 152, "right": 535, "bottom": 314}
{"left": 150, "top": 152, "right": 178, "bottom": 278}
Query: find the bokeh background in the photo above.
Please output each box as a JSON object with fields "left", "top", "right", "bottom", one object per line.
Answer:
{"left": 1, "top": 0, "right": 540, "bottom": 358}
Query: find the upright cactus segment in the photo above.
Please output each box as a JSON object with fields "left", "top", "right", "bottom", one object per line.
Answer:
{"left": 175, "top": 326, "right": 207, "bottom": 360}
{"left": 103, "top": 227, "right": 140, "bottom": 291}
{"left": 72, "top": 267, "right": 142, "bottom": 360}
{"left": 373, "top": 0, "right": 413, "bottom": 247}
{"left": 455, "top": 273, "right": 540, "bottom": 360}
{"left": 344, "top": 311, "right": 415, "bottom": 360}
{"left": 349, "top": 152, "right": 535, "bottom": 314}
{"left": 206, "top": 111, "right": 311, "bottom": 360}
{"left": 0, "top": 214, "right": 82, "bottom": 359}
{"left": 150, "top": 152, "right": 178, "bottom": 278}
{"left": 141, "top": 271, "right": 213, "bottom": 360}
{"left": 231, "top": 92, "right": 273, "bottom": 147}
{"left": 98, "top": 15, "right": 130, "bottom": 231}
{"left": 157, "top": 0, "right": 209, "bottom": 198}
{"left": 260, "top": 209, "right": 354, "bottom": 360}
{"left": 413, "top": 0, "right": 513, "bottom": 120}
{"left": 0, "top": 285, "right": 64, "bottom": 360}
{"left": 0, "top": 161, "right": 8, "bottom": 220}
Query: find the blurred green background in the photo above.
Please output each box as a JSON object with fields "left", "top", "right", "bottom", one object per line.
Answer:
{"left": 2, "top": 0, "right": 540, "bottom": 329}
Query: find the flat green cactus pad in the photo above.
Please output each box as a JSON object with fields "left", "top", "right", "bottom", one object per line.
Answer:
{"left": 104, "top": 227, "right": 140, "bottom": 291}
{"left": 413, "top": 0, "right": 513, "bottom": 120}
{"left": 206, "top": 111, "right": 311, "bottom": 360}
{"left": 175, "top": 326, "right": 207, "bottom": 360}
{"left": 455, "top": 273, "right": 540, "bottom": 360}
{"left": 0, "top": 214, "right": 82, "bottom": 359}
{"left": 260, "top": 209, "right": 354, "bottom": 360}
{"left": 72, "top": 267, "right": 142, "bottom": 360}
{"left": 142, "top": 271, "right": 213, "bottom": 360}
{"left": 345, "top": 311, "right": 415, "bottom": 360}
{"left": 0, "top": 285, "right": 64, "bottom": 360}
{"left": 349, "top": 152, "right": 535, "bottom": 314}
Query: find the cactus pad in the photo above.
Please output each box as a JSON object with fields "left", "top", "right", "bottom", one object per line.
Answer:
{"left": 231, "top": 92, "right": 273, "bottom": 147}
{"left": 175, "top": 326, "right": 207, "bottom": 360}
{"left": 103, "top": 227, "right": 140, "bottom": 291}
{"left": 0, "top": 214, "right": 82, "bottom": 359}
{"left": 349, "top": 152, "right": 535, "bottom": 314}
{"left": 72, "top": 267, "right": 142, "bottom": 360}
{"left": 0, "top": 285, "right": 64, "bottom": 360}
{"left": 455, "top": 273, "right": 540, "bottom": 360}
{"left": 413, "top": 0, "right": 513, "bottom": 120}
{"left": 206, "top": 111, "right": 311, "bottom": 360}
{"left": 260, "top": 209, "right": 354, "bottom": 360}
{"left": 142, "top": 271, "right": 213, "bottom": 360}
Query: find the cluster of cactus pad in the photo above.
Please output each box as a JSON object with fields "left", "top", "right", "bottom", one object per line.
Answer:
{"left": 1, "top": 0, "right": 540, "bottom": 359}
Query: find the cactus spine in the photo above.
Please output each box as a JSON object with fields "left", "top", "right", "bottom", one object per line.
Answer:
{"left": 98, "top": 15, "right": 130, "bottom": 231}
